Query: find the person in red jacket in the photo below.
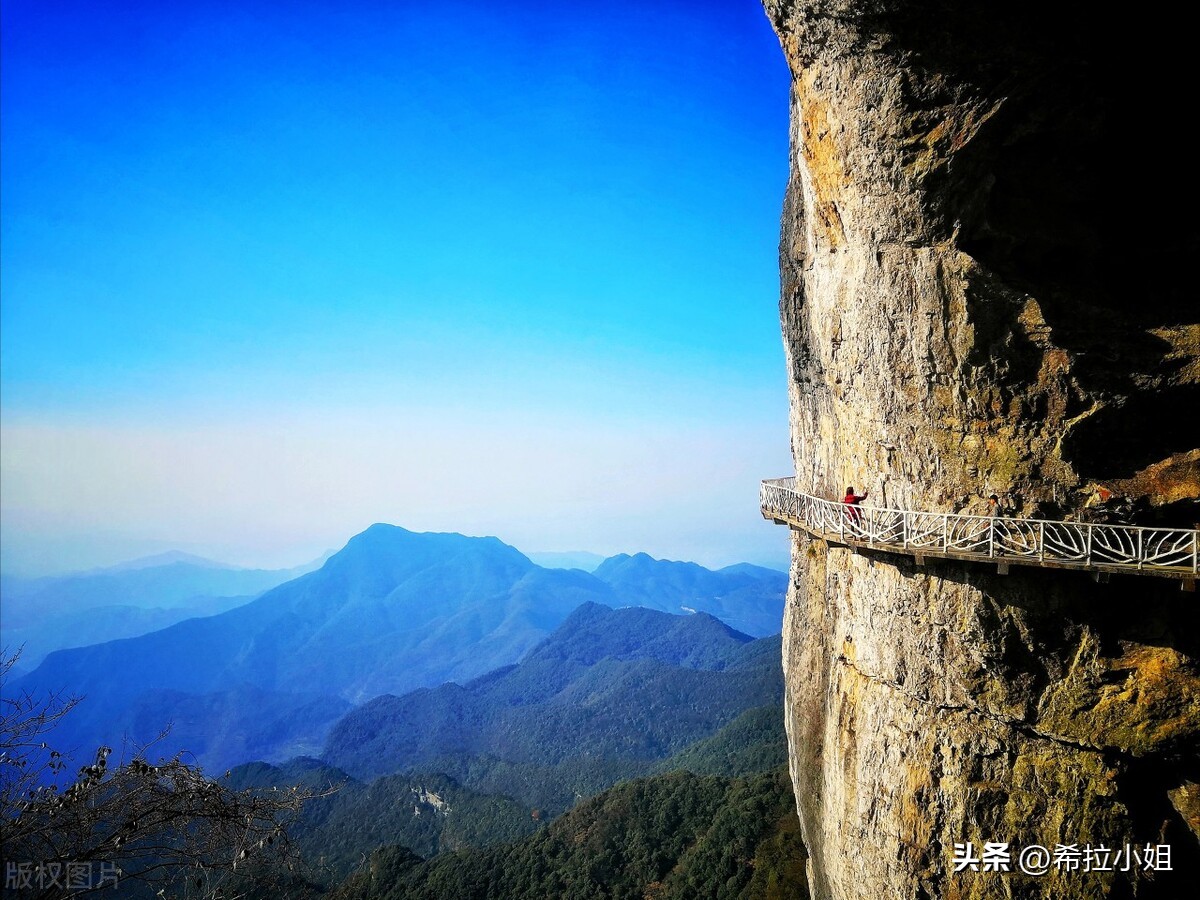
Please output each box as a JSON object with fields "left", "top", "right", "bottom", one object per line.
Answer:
{"left": 843, "top": 486, "right": 868, "bottom": 528}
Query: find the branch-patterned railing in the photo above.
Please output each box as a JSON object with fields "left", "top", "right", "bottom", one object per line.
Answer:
{"left": 760, "top": 477, "right": 1199, "bottom": 580}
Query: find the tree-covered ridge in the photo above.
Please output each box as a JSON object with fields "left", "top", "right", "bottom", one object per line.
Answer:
{"left": 229, "top": 759, "right": 540, "bottom": 886}
{"left": 224, "top": 603, "right": 790, "bottom": 892}
{"left": 231, "top": 693, "right": 791, "bottom": 894}
{"left": 329, "top": 768, "right": 808, "bottom": 900}
{"left": 649, "top": 705, "right": 788, "bottom": 778}
{"left": 230, "top": 696, "right": 791, "bottom": 893}
{"left": 322, "top": 603, "right": 784, "bottom": 813}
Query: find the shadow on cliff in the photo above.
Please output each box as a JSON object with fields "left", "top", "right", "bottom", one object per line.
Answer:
{"left": 863, "top": 548, "right": 1197, "bottom": 657}
{"left": 872, "top": 2, "right": 1200, "bottom": 499}
{"left": 866, "top": 2, "right": 1198, "bottom": 331}
{"left": 948, "top": 31, "right": 1200, "bottom": 493}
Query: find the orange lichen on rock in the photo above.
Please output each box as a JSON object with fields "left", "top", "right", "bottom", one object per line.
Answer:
{"left": 798, "top": 69, "right": 847, "bottom": 248}
{"left": 1110, "top": 448, "right": 1200, "bottom": 509}
{"left": 1040, "top": 640, "right": 1200, "bottom": 756}
{"left": 1168, "top": 782, "right": 1200, "bottom": 841}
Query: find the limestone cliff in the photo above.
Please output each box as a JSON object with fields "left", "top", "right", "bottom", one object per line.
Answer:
{"left": 762, "top": 2, "right": 1200, "bottom": 897}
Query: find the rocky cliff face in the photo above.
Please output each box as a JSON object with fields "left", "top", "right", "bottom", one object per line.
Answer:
{"left": 762, "top": 2, "right": 1200, "bottom": 897}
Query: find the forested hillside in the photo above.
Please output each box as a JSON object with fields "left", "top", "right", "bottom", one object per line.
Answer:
{"left": 230, "top": 759, "right": 540, "bottom": 885}
{"left": 328, "top": 769, "right": 807, "bottom": 900}
{"left": 322, "top": 603, "right": 783, "bottom": 813}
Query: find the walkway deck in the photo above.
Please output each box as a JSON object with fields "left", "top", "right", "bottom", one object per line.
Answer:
{"left": 760, "top": 477, "right": 1198, "bottom": 587}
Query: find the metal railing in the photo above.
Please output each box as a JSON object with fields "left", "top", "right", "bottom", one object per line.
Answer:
{"left": 761, "top": 477, "right": 1199, "bottom": 580}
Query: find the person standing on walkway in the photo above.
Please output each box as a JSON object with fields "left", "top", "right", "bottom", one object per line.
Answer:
{"left": 843, "top": 486, "right": 868, "bottom": 527}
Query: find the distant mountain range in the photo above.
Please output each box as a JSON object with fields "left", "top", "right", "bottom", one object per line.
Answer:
{"left": 322, "top": 602, "right": 784, "bottom": 815}
{"left": 86, "top": 550, "right": 245, "bottom": 573}
{"left": 0, "top": 555, "right": 328, "bottom": 667}
{"left": 523, "top": 550, "right": 606, "bottom": 572}
{"left": 232, "top": 602, "right": 788, "bottom": 892}
{"left": 8, "top": 526, "right": 785, "bottom": 774}
{"left": 592, "top": 552, "right": 786, "bottom": 638}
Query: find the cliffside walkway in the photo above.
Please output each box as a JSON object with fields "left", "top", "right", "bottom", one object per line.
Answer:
{"left": 760, "top": 477, "right": 1198, "bottom": 589}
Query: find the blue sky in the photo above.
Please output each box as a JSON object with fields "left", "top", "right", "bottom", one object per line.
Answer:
{"left": 1, "top": 0, "right": 793, "bottom": 575}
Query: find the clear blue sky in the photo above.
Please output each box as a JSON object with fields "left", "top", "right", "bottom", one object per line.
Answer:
{"left": 1, "top": 0, "right": 793, "bottom": 575}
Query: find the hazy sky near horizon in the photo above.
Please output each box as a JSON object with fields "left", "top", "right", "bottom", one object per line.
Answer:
{"left": 1, "top": 0, "right": 793, "bottom": 576}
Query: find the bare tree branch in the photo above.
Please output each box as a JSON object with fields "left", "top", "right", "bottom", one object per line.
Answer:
{"left": 1, "top": 653, "right": 335, "bottom": 899}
